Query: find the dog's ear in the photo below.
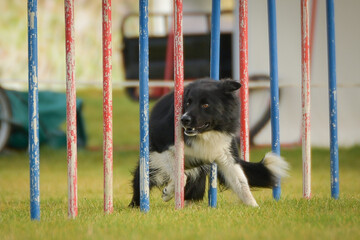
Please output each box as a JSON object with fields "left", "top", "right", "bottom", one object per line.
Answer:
{"left": 220, "top": 79, "right": 241, "bottom": 93}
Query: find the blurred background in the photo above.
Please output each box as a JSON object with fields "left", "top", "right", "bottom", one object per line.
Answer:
{"left": 0, "top": 0, "right": 359, "bottom": 150}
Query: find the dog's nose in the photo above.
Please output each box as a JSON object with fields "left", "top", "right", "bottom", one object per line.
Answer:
{"left": 181, "top": 115, "right": 192, "bottom": 126}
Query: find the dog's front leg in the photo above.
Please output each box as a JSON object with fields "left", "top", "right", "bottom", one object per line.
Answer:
{"left": 217, "top": 157, "right": 259, "bottom": 207}
{"left": 151, "top": 147, "right": 187, "bottom": 202}
{"left": 162, "top": 174, "right": 187, "bottom": 202}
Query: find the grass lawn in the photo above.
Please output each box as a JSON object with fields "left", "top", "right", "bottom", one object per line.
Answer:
{"left": 1, "top": 90, "right": 359, "bottom": 240}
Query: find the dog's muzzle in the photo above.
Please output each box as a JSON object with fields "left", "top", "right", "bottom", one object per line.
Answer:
{"left": 181, "top": 115, "right": 209, "bottom": 136}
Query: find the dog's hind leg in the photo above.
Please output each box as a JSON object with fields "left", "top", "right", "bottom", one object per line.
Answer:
{"left": 184, "top": 167, "right": 207, "bottom": 202}
{"left": 217, "top": 158, "right": 259, "bottom": 207}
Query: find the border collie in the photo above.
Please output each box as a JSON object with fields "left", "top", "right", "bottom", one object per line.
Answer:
{"left": 129, "top": 78, "right": 289, "bottom": 207}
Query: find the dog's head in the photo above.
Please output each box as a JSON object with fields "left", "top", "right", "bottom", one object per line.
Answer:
{"left": 181, "top": 78, "right": 241, "bottom": 137}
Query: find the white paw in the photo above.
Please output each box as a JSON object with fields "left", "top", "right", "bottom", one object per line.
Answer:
{"left": 162, "top": 187, "right": 174, "bottom": 202}
{"left": 246, "top": 199, "right": 259, "bottom": 207}
{"left": 184, "top": 200, "right": 192, "bottom": 207}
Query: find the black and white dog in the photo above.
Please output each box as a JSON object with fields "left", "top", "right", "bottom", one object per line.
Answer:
{"left": 129, "top": 78, "right": 288, "bottom": 207}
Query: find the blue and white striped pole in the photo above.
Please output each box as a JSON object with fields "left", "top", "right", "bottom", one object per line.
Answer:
{"left": 139, "top": 0, "right": 150, "bottom": 212}
{"left": 326, "top": 0, "right": 339, "bottom": 199}
{"left": 208, "top": 0, "right": 221, "bottom": 208}
{"left": 267, "top": 0, "right": 281, "bottom": 201}
{"left": 28, "top": 0, "right": 40, "bottom": 220}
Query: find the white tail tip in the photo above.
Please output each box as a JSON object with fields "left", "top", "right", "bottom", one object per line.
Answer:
{"left": 263, "top": 152, "right": 290, "bottom": 179}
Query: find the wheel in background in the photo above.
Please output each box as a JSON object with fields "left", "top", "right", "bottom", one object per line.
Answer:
{"left": 0, "top": 87, "right": 12, "bottom": 152}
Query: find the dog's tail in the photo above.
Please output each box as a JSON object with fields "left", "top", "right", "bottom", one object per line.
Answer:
{"left": 237, "top": 152, "right": 289, "bottom": 188}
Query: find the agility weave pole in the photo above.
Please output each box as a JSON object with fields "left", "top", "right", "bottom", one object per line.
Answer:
{"left": 139, "top": 0, "right": 150, "bottom": 212}
{"left": 267, "top": 0, "right": 281, "bottom": 200}
{"left": 174, "top": 0, "right": 185, "bottom": 210}
{"left": 65, "top": 0, "right": 115, "bottom": 217}
{"left": 65, "top": 0, "right": 78, "bottom": 219}
{"left": 301, "top": 0, "right": 311, "bottom": 199}
{"left": 102, "top": 0, "right": 114, "bottom": 215}
{"left": 28, "top": 0, "right": 40, "bottom": 221}
{"left": 310, "top": 0, "right": 318, "bottom": 63}
{"left": 239, "top": 0, "right": 250, "bottom": 163}
{"left": 326, "top": 0, "right": 339, "bottom": 199}
{"left": 208, "top": 0, "right": 221, "bottom": 208}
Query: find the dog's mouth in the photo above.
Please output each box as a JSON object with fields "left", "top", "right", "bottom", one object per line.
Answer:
{"left": 183, "top": 123, "right": 210, "bottom": 137}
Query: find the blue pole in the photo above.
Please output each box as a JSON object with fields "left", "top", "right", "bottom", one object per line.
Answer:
{"left": 139, "top": 0, "right": 150, "bottom": 212}
{"left": 28, "top": 0, "right": 40, "bottom": 220}
{"left": 267, "top": 0, "right": 281, "bottom": 201}
{"left": 208, "top": 0, "right": 221, "bottom": 208}
{"left": 326, "top": 0, "right": 339, "bottom": 199}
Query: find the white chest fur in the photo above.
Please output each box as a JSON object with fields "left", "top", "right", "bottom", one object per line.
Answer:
{"left": 184, "top": 131, "right": 233, "bottom": 163}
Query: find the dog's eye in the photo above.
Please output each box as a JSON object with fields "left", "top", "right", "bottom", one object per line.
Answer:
{"left": 186, "top": 100, "right": 191, "bottom": 106}
{"left": 201, "top": 103, "right": 209, "bottom": 109}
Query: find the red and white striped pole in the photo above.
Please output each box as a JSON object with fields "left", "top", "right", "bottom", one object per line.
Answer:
{"left": 239, "top": 0, "right": 250, "bottom": 162}
{"left": 310, "top": 0, "right": 318, "bottom": 66}
{"left": 102, "top": 0, "right": 113, "bottom": 214}
{"left": 301, "top": 0, "right": 311, "bottom": 199}
{"left": 174, "top": 0, "right": 185, "bottom": 209}
{"left": 65, "top": 0, "right": 77, "bottom": 219}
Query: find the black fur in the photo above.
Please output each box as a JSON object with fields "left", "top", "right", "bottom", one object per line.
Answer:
{"left": 129, "top": 78, "right": 279, "bottom": 207}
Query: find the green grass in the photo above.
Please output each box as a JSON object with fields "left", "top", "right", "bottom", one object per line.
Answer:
{"left": 1, "top": 90, "right": 360, "bottom": 240}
